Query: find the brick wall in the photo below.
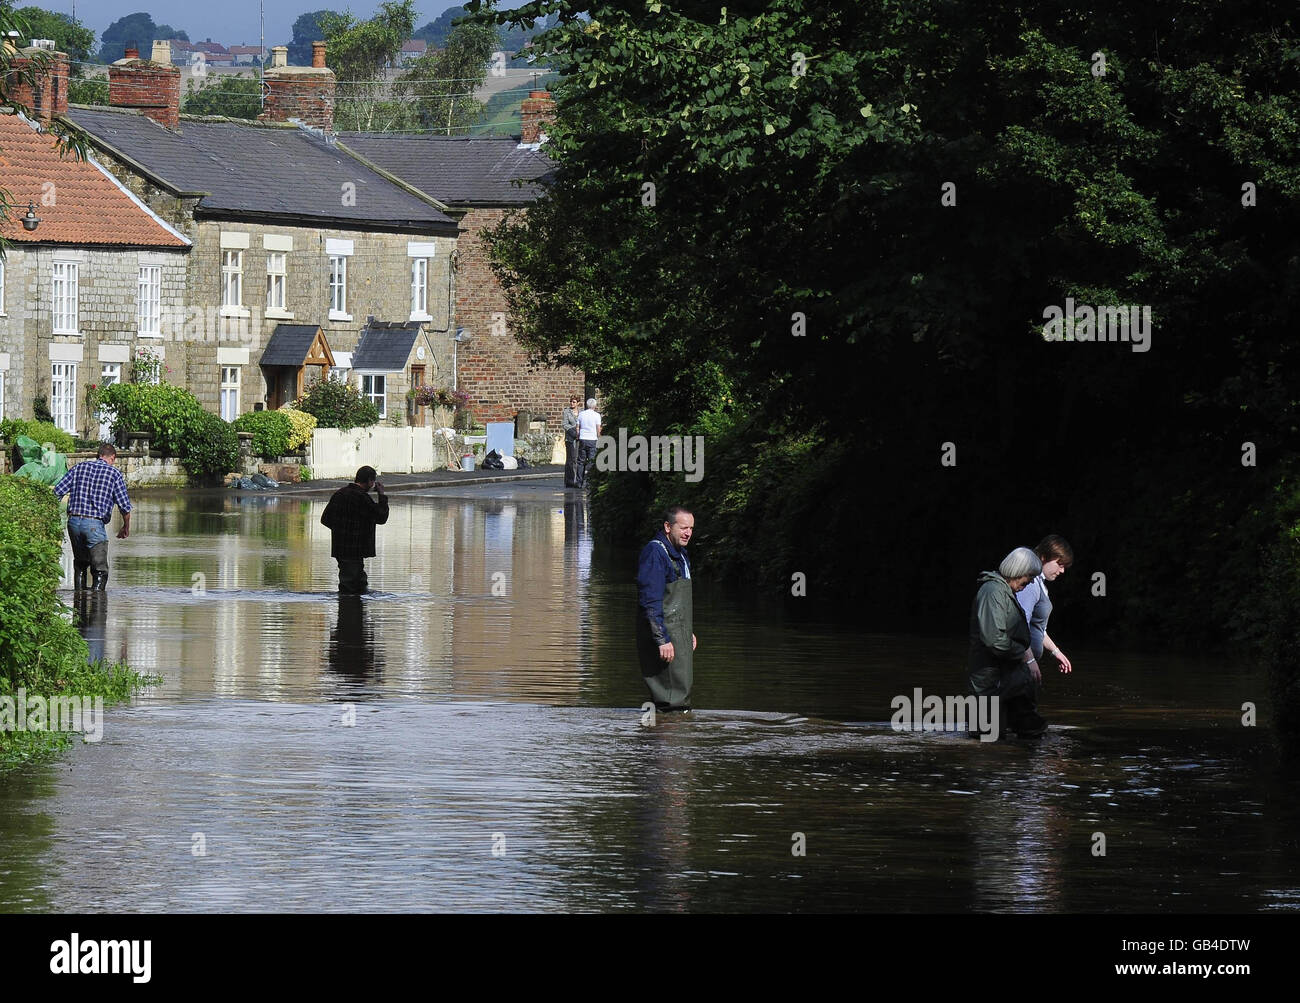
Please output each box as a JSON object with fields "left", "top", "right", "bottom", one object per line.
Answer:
{"left": 108, "top": 59, "right": 181, "bottom": 131}
{"left": 520, "top": 90, "right": 555, "bottom": 145}
{"left": 454, "top": 207, "right": 583, "bottom": 427}
{"left": 259, "top": 69, "right": 336, "bottom": 132}
{"left": 5, "top": 48, "right": 70, "bottom": 125}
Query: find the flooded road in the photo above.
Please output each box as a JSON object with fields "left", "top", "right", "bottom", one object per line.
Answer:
{"left": 1, "top": 482, "right": 1297, "bottom": 912}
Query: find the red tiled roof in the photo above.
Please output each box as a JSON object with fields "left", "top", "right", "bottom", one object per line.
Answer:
{"left": 228, "top": 46, "right": 262, "bottom": 56}
{"left": 401, "top": 39, "right": 427, "bottom": 52}
{"left": 0, "top": 112, "right": 187, "bottom": 247}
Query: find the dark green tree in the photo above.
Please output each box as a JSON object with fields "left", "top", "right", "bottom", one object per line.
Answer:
{"left": 288, "top": 9, "right": 331, "bottom": 65}
{"left": 12, "top": 6, "right": 96, "bottom": 63}
{"left": 68, "top": 77, "right": 109, "bottom": 105}
{"left": 472, "top": 0, "right": 1300, "bottom": 658}
{"left": 97, "top": 11, "right": 157, "bottom": 63}
{"left": 153, "top": 24, "right": 189, "bottom": 42}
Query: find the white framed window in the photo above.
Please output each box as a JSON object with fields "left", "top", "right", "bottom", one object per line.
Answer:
{"left": 221, "top": 250, "right": 243, "bottom": 308}
{"left": 51, "top": 362, "right": 77, "bottom": 432}
{"left": 220, "top": 366, "right": 240, "bottom": 421}
{"left": 0, "top": 258, "right": 6, "bottom": 314}
{"left": 266, "top": 251, "right": 286, "bottom": 311}
{"left": 138, "top": 265, "right": 162, "bottom": 336}
{"left": 98, "top": 362, "right": 121, "bottom": 439}
{"left": 410, "top": 258, "right": 429, "bottom": 319}
{"left": 52, "top": 261, "right": 79, "bottom": 334}
{"left": 362, "top": 374, "right": 386, "bottom": 418}
{"left": 329, "top": 255, "right": 347, "bottom": 317}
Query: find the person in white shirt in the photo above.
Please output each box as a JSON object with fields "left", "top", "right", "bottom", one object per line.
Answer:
{"left": 575, "top": 397, "right": 602, "bottom": 487}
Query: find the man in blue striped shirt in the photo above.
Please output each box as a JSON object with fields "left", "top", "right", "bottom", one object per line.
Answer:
{"left": 53, "top": 443, "right": 132, "bottom": 590}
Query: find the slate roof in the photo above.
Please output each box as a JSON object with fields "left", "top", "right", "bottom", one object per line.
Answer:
{"left": 0, "top": 111, "right": 187, "bottom": 247}
{"left": 63, "top": 105, "right": 458, "bottom": 231}
{"left": 261, "top": 324, "right": 323, "bottom": 366}
{"left": 339, "top": 133, "right": 555, "bottom": 206}
{"left": 352, "top": 321, "right": 424, "bottom": 372}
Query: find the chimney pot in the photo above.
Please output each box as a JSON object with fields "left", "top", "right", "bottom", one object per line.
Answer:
{"left": 271, "top": 45, "right": 288, "bottom": 69}
{"left": 311, "top": 41, "right": 327, "bottom": 68}
{"left": 124, "top": 45, "right": 140, "bottom": 60}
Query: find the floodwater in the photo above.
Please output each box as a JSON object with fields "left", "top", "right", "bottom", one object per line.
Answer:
{"left": 1, "top": 481, "right": 1297, "bottom": 912}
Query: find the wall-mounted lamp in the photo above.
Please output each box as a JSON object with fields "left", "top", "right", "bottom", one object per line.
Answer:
{"left": 21, "top": 201, "right": 41, "bottom": 231}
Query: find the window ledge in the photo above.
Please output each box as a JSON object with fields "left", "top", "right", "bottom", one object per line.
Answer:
{"left": 265, "top": 308, "right": 295, "bottom": 320}
{"left": 137, "top": 331, "right": 163, "bottom": 339}
{"left": 409, "top": 312, "right": 433, "bottom": 323}
{"left": 328, "top": 310, "right": 353, "bottom": 322}
{"left": 53, "top": 330, "right": 84, "bottom": 338}
{"left": 220, "top": 306, "right": 251, "bottom": 318}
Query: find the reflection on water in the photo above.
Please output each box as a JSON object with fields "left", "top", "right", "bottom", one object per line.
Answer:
{"left": 3, "top": 483, "right": 1299, "bottom": 912}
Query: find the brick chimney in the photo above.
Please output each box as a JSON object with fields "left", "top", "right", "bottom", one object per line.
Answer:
{"left": 520, "top": 90, "right": 555, "bottom": 145}
{"left": 4, "top": 45, "right": 71, "bottom": 125}
{"left": 109, "top": 44, "right": 181, "bottom": 130}
{"left": 259, "top": 41, "right": 335, "bottom": 133}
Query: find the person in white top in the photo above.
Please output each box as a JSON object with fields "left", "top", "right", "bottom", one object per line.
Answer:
{"left": 575, "top": 397, "right": 602, "bottom": 487}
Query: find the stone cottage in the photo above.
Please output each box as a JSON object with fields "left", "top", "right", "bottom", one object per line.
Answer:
{"left": 0, "top": 75, "right": 190, "bottom": 437}
{"left": 57, "top": 41, "right": 460, "bottom": 426}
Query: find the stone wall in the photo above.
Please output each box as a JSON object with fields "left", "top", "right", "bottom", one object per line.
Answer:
{"left": 453, "top": 207, "right": 584, "bottom": 427}
{"left": 66, "top": 450, "right": 187, "bottom": 487}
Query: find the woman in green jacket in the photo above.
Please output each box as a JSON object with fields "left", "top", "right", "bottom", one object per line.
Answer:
{"left": 968, "top": 547, "right": 1046, "bottom": 737}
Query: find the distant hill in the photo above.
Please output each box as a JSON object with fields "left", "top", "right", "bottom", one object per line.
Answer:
{"left": 413, "top": 5, "right": 558, "bottom": 54}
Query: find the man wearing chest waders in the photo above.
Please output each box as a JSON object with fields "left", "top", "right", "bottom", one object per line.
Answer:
{"left": 636, "top": 506, "right": 698, "bottom": 712}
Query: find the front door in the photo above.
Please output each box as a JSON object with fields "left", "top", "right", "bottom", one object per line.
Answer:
{"left": 410, "top": 365, "right": 425, "bottom": 427}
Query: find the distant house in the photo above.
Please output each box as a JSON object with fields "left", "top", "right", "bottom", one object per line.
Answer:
{"left": 228, "top": 45, "right": 264, "bottom": 67}
{"left": 399, "top": 39, "right": 427, "bottom": 66}
{"left": 340, "top": 91, "right": 583, "bottom": 426}
{"left": 0, "top": 63, "right": 190, "bottom": 435}
{"left": 57, "top": 42, "right": 460, "bottom": 425}
{"left": 193, "top": 39, "right": 234, "bottom": 66}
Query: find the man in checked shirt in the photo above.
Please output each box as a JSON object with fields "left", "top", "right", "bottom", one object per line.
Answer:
{"left": 53, "top": 443, "right": 133, "bottom": 591}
